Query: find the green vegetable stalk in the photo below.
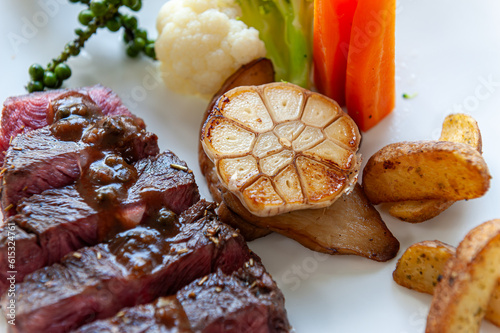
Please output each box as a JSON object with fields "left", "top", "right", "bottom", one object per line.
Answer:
{"left": 236, "top": 0, "right": 314, "bottom": 88}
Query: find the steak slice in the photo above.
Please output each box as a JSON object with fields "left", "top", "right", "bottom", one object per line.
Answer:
{"left": 0, "top": 223, "right": 43, "bottom": 294}
{"left": 0, "top": 151, "right": 198, "bottom": 294}
{"left": 4, "top": 200, "right": 251, "bottom": 333}
{"left": 126, "top": 152, "right": 200, "bottom": 216}
{"left": 73, "top": 261, "right": 290, "bottom": 333}
{"left": 1, "top": 116, "right": 159, "bottom": 213}
{"left": 73, "top": 296, "right": 193, "bottom": 333}
{"left": 0, "top": 186, "right": 99, "bottom": 295}
{"left": 0, "top": 85, "right": 142, "bottom": 166}
{"left": 178, "top": 262, "right": 290, "bottom": 333}
{"left": 1, "top": 127, "right": 90, "bottom": 213}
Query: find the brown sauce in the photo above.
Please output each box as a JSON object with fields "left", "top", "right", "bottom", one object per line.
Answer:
{"left": 108, "top": 223, "right": 180, "bottom": 276}
{"left": 48, "top": 93, "right": 175, "bottom": 247}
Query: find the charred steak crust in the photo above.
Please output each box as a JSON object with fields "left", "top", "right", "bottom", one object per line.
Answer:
{"left": 72, "top": 296, "right": 193, "bottom": 333}
{"left": 128, "top": 152, "right": 200, "bottom": 215}
{"left": 4, "top": 200, "right": 251, "bottom": 333}
{"left": 177, "top": 261, "right": 291, "bottom": 333}
{"left": 0, "top": 85, "right": 143, "bottom": 166}
{"left": 73, "top": 260, "right": 291, "bottom": 333}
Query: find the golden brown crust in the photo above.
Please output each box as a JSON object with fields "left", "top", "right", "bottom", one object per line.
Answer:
{"left": 363, "top": 140, "right": 491, "bottom": 204}
{"left": 387, "top": 113, "right": 483, "bottom": 222}
{"left": 393, "top": 240, "right": 455, "bottom": 294}
{"left": 388, "top": 200, "right": 454, "bottom": 223}
{"left": 426, "top": 220, "right": 500, "bottom": 332}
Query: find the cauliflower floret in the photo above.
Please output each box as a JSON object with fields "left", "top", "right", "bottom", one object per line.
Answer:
{"left": 156, "top": 0, "right": 266, "bottom": 98}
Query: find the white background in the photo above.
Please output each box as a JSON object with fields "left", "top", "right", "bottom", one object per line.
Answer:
{"left": 1, "top": 0, "right": 500, "bottom": 332}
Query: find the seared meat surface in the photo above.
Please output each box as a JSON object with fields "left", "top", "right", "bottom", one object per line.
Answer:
{"left": 5, "top": 201, "right": 251, "bottom": 333}
{"left": 0, "top": 85, "right": 142, "bottom": 166}
{"left": 74, "top": 261, "right": 290, "bottom": 333}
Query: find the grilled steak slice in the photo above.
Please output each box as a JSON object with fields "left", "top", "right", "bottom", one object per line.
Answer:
{"left": 178, "top": 262, "right": 290, "bottom": 333}
{"left": 0, "top": 186, "right": 99, "bottom": 294}
{"left": 0, "top": 224, "right": 43, "bottom": 294}
{"left": 1, "top": 116, "right": 159, "bottom": 213}
{"left": 73, "top": 296, "right": 193, "bottom": 333}
{"left": 0, "top": 85, "right": 142, "bottom": 166}
{"left": 1, "top": 127, "right": 90, "bottom": 212}
{"left": 73, "top": 261, "right": 290, "bottom": 333}
{"left": 0, "top": 151, "right": 198, "bottom": 294}
{"left": 5, "top": 201, "right": 251, "bottom": 333}
{"left": 126, "top": 152, "right": 200, "bottom": 216}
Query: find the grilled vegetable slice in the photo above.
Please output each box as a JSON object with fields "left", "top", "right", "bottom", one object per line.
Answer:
{"left": 201, "top": 82, "right": 361, "bottom": 217}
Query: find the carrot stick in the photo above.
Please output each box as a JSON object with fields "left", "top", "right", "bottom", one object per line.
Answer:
{"left": 313, "top": 0, "right": 358, "bottom": 106}
{"left": 345, "top": 0, "right": 396, "bottom": 131}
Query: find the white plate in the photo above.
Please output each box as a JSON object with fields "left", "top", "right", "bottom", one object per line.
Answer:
{"left": 1, "top": 1, "right": 500, "bottom": 332}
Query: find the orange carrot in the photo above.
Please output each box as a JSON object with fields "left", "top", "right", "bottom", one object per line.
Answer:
{"left": 345, "top": 0, "right": 396, "bottom": 131}
{"left": 313, "top": 0, "right": 358, "bottom": 106}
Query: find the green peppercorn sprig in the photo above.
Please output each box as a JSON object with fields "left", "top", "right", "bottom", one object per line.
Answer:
{"left": 27, "top": 0, "right": 156, "bottom": 93}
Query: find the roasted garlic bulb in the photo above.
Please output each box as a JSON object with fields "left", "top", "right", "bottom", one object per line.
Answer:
{"left": 201, "top": 82, "right": 361, "bottom": 217}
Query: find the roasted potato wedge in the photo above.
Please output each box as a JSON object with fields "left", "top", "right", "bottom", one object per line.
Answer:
{"left": 426, "top": 219, "right": 500, "bottom": 332}
{"left": 198, "top": 58, "right": 399, "bottom": 261}
{"left": 440, "top": 113, "right": 482, "bottom": 153}
{"left": 388, "top": 114, "right": 483, "bottom": 222}
{"left": 362, "top": 140, "right": 491, "bottom": 204}
{"left": 388, "top": 200, "right": 454, "bottom": 223}
{"left": 394, "top": 238, "right": 500, "bottom": 327}
{"left": 393, "top": 240, "right": 454, "bottom": 294}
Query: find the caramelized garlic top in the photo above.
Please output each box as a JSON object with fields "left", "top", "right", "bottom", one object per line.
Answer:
{"left": 202, "top": 82, "right": 361, "bottom": 217}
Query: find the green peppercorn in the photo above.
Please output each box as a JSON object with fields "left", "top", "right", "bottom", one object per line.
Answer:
{"left": 135, "top": 28, "right": 147, "bottom": 40}
{"left": 106, "top": 17, "right": 121, "bottom": 32}
{"left": 133, "top": 37, "right": 146, "bottom": 50}
{"left": 129, "top": 0, "right": 142, "bottom": 11}
{"left": 144, "top": 43, "right": 156, "bottom": 59}
{"left": 122, "top": 0, "right": 133, "bottom": 7}
{"left": 55, "top": 63, "right": 72, "bottom": 80}
{"left": 90, "top": 0, "right": 108, "bottom": 17}
{"left": 75, "top": 28, "right": 85, "bottom": 36}
{"left": 122, "top": 15, "right": 137, "bottom": 30}
{"left": 78, "top": 9, "right": 95, "bottom": 26}
{"left": 66, "top": 42, "right": 80, "bottom": 56}
{"left": 126, "top": 44, "right": 140, "bottom": 58}
{"left": 29, "top": 64, "right": 45, "bottom": 81}
{"left": 27, "top": 80, "right": 44, "bottom": 93}
{"left": 43, "top": 71, "right": 58, "bottom": 88}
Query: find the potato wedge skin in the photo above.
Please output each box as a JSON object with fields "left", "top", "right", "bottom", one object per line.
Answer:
{"left": 393, "top": 240, "right": 455, "bottom": 294}
{"left": 388, "top": 113, "right": 482, "bottom": 222}
{"left": 426, "top": 219, "right": 500, "bottom": 333}
{"left": 440, "top": 113, "right": 482, "bottom": 153}
{"left": 362, "top": 140, "right": 491, "bottom": 204}
{"left": 394, "top": 238, "right": 500, "bottom": 327}
{"left": 388, "top": 200, "right": 454, "bottom": 223}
